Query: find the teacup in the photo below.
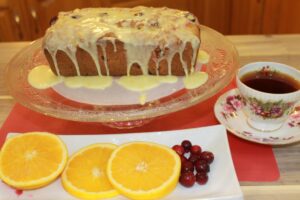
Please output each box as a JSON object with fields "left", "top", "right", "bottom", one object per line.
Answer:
{"left": 236, "top": 62, "right": 300, "bottom": 131}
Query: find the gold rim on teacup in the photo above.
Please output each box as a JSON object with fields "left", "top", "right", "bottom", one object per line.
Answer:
{"left": 236, "top": 62, "right": 300, "bottom": 132}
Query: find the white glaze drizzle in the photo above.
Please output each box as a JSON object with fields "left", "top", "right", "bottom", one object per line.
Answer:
{"left": 154, "top": 59, "right": 159, "bottom": 75}
{"left": 63, "top": 48, "right": 81, "bottom": 76}
{"left": 110, "top": 38, "right": 117, "bottom": 52}
{"left": 64, "top": 76, "right": 112, "bottom": 89}
{"left": 98, "top": 41, "right": 110, "bottom": 75}
{"left": 190, "top": 42, "right": 199, "bottom": 73}
{"left": 46, "top": 48, "right": 61, "bottom": 76}
{"left": 30, "top": 47, "right": 210, "bottom": 91}
{"left": 139, "top": 92, "right": 147, "bottom": 105}
{"left": 154, "top": 57, "right": 163, "bottom": 75}
{"left": 197, "top": 50, "right": 210, "bottom": 64}
{"left": 167, "top": 50, "right": 177, "bottom": 75}
{"left": 178, "top": 42, "right": 188, "bottom": 75}
{"left": 117, "top": 75, "right": 178, "bottom": 91}
{"left": 183, "top": 71, "right": 208, "bottom": 89}
{"left": 43, "top": 7, "right": 200, "bottom": 76}
{"left": 125, "top": 44, "right": 154, "bottom": 75}
{"left": 28, "top": 64, "right": 209, "bottom": 105}
{"left": 28, "top": 65, "right": 63, "bottom": 89}
{"left": 79, "top": 42, "right": 102, "bottom": 75}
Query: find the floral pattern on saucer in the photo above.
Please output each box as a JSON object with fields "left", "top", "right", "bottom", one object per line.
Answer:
{"left": 247, "top": 97, "right": 293, "bottom": 119}
{"left": 221, "top": 94, "right": 245, "bottom": 120}
{"left": 288, "top": 107, "right": 300, "bottom": 128}
{"left": 214, "top": 88, "right": 300, "bottom": 145}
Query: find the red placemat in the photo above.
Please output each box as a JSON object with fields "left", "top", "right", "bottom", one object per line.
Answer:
{"left": 0, "top": 81, "right": 279, "bottom": 182}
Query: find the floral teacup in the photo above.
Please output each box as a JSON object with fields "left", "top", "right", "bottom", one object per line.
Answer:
{"left": 236, "top": 62, "right": 300, "bottom": 131}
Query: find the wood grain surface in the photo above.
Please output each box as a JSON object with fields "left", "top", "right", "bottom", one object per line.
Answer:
{"left": 0, "top": 35, "right": 300, "bottom": 199}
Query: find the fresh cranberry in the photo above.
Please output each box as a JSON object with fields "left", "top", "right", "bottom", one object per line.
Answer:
{"left": 71, "top": 14, "right": 81, "bottom": 19}
{"left": 179, "top": 172, "right": 196, "bottom": 187}
{"left": 200, "top": 151, "right": 214, "bottom": 164}
{"left": 172, "top": 145, "right": 185, "bottom": 156}
{"left": 180, "top": 155, "right": 188, "bottom": 164}
{"left": 196, "top": 172, "right": 208, "bottom": 185}
{"left": 99, "top": 12, "right": 108, "bottom": 17}
{"left": 188, "top": 153, "right": 201, "bottom": 164}
{"left": 195, "top": 160, "right": 210, "bottom": 173}
{"left": 190, "top": 145, "right": 202, "bottom": 155}
{"left": 181, "top": 161, "right": 194, "bottom": 173}
{"left": 134, "top": 12, "right": 144, "bottom": 16}
{"left": 181, "top": 140, "right": 192, "bottom": 153}
{"left": 49, "top": 16, "right": 58, "bottom": 25}
{"left": 15, "top": 189, "right": 23, "bottom": 196}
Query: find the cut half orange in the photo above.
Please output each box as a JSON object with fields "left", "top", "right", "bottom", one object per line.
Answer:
{"left": 107, "top": 142, "right": 181, "bottom": 200}
{"left": 0, "top": 132, "right": 68, "bottom": 189}
{"left": 62, "top": 143, "right": 119, "bottom": 199}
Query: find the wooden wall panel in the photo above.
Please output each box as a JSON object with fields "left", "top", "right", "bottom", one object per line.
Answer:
{"left": 0, "top": 0, "right": 36, "bottom": 41}
{"left": 0, "top": 9, "right": 20, "bottom": 41}
{"left": 7, "top": 0, "right": 34, "bottom": 40}
{"left": 230, "top": 0, "right": 264, "bottom": 34}
{"left": 263, "top": 0, "right": 300, "bottom": 34}
{"left": 0, "top": 0, "right": 8, "bottom": 8}
{"left": 190, "top": 0, "right": 231, "bottom": 34}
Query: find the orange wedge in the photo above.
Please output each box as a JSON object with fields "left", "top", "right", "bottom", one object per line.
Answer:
{"left": 62, "top": 143, "right": 119, "bottom": 199}
{"left": 0, "top": 132, "right": 68, "bottom": 189}
{"left": 107, "top": 142, "right": 181, "bottom": 200}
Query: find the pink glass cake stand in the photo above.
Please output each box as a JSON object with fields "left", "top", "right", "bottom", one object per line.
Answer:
{"left": 5, "top": 25, "right": 239, "bottom": 129}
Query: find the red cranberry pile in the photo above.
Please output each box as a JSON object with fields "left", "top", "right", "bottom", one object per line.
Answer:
{"left": 172, "top": 140, "right": 214, "bottom": 187}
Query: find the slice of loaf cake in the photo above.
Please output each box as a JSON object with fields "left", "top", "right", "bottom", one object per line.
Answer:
{"left": 43, "top": 6, "right": 201, "bottom": 76}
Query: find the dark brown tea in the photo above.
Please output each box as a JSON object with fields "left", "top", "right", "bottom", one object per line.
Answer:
{"left": 241, "top": 70, "right": 300, "bottom": 94}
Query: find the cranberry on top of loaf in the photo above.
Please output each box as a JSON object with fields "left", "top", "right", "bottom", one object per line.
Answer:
{"left": 43, "top": 6, "right": 201, "bottom": 76}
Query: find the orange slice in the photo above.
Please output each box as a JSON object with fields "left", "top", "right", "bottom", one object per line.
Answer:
{"left": 0, "top": 132, "right": 68, "bottom": 189}
{"left": 107, "top": 142, "right": 181, "bottom": 200}
{"left": 62, "top": 143, "right": 119, "bottom": 199}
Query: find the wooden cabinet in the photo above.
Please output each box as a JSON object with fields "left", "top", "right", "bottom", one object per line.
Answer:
{"left": 230, "top": 0, "right": 300, "bottom": 34}
{"left": 190, "top": 0, "right": 231, "bottom": 34}
{"left": 0, "top": 9, "right": 20, "bottom": 41}
{"left": 0, "top": 0, "right": 32, "bottom": 41}
{"left": 263, "top": 0, "right": 300, "bottom": 34}
{"left": 230, "top": 0, "right": 265, "bottom": 34}
{"left": 0, "top": 0, "right": 300, "bottom": 41}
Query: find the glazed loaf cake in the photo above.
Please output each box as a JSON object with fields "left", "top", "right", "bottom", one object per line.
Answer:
{"left": 43, "top": 7, "right": 201, "bottom": 76}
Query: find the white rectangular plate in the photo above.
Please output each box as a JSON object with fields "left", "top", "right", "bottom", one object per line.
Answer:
{"left": 0, "top": 125, "right": 243, "bottom": 200}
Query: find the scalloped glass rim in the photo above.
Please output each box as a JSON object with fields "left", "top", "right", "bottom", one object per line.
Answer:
{"left": 6, "top": 25, "right": 239, "bottom": 122}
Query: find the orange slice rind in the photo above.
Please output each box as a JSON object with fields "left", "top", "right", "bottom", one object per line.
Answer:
{"left": 107, "top": 141, "right": 181, "bottom": 200}
{"left": 0, "top": 132, "right": 68, "bottom": 189}
{"left": 62, "top": 143, "right": 119, "bottom": 199}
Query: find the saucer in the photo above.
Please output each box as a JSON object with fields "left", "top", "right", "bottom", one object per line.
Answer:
{"left": 214, "top": 88, "right": 300, "bottom": 145}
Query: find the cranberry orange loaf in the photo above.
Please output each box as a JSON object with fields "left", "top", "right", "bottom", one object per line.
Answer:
{"left": 43, "top": 6, "right": 201, "bottom": 76}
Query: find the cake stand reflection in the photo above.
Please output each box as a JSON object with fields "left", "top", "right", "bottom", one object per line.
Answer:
{"left": 6, "top": 25, "right": 239, "bottom": 129}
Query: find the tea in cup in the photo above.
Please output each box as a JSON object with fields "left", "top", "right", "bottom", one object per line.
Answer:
{"left": 236, "top": 62, "right": 300, "bottom": 131}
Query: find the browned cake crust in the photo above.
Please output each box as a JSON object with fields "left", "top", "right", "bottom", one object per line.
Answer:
{"left": 44, "top": 40, "right": 196, "bottom": 76}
